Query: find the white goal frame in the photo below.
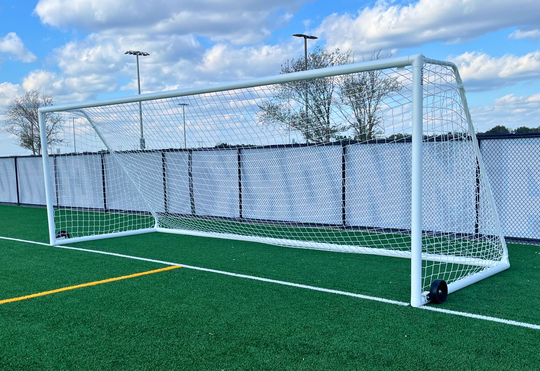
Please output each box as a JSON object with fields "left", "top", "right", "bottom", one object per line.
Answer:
{"left": 39, "top": 54, "right": 509, "bottom": 307}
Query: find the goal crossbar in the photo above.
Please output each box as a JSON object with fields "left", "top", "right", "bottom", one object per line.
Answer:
{"left": 38, "top": 55, "right": 420, "bottom": 114}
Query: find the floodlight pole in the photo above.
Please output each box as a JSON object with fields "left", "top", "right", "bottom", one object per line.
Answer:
{"left": 125, "top": 50, "right": 150, "bottom": 150}
{"left": 293, "top": 34, "right": 317, "bottom": 141}
{"left": 293, "top": 34, "right": 317, "bottom": 70}
{"left": 179, "top": 103, "right": 188, "bottom": 148}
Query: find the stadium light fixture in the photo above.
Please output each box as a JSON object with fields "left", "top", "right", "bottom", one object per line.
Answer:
{"left": 125, "top": 50, "right": 150, "bottom": 149}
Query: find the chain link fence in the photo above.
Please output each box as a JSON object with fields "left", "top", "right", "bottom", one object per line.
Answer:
{"left": 479, "top": 133, "right": 540, "bottom": 243}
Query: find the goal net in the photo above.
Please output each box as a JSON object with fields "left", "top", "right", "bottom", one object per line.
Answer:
{"left": 39, "top": 54, "right": 509, "bottom": 306}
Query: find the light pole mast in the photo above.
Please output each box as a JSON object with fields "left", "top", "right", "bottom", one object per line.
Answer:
{"left": 125, "top": 50, "right": 150, "bottom": 150}
{"left": 179, "top": 103, "right": 188, "bottom": 148}
{"left": 293, "top": 33, "right": 317, "bottom": 70}
{"left": 292, "top": 34, "right": 318, "bottom": 142}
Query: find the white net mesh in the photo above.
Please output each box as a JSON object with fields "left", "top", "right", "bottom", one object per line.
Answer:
{"left": 45, "top": 58, "right": 507, "bottom": 296}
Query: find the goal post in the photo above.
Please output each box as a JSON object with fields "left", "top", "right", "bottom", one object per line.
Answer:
{"left": 39, "top": 54, "right": 509, "bottom": 307}
{"left": 411, "top": 54, "right": 424, "bottom": 307}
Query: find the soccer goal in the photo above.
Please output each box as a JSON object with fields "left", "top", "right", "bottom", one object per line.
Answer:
{"left": 39, "top": 54, "right": 509, "bottom": 307}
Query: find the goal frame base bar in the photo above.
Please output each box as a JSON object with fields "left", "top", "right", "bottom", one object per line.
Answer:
{"left": 52, "top": 227, "right": 157, "bottom": 246}
{"left": 445, "top": 262, "right": 509, "bottom": 296}
{"left": 51, "top": 226, "right": 510, "bottom": 306}
{"left": 53, "top": 226, "right": 508, "bottom": 268}
{"left": 156, "top": 227, "right": 505, "bottom": 267}
{"left": 418, "top": 262, "right": 510, "bottom": 306}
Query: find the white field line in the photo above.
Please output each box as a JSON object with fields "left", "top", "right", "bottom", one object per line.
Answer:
{"left": 0, "top": 236, "right": 50, "bottom": 246}
{"left": 2, "top": 235, "right": 539, "bottom": 330}
{"left": 0, "top": 236, "right": 406, "bottom": 306}
{"left": 419, "top": 306, "right": 540, "bottom": 330}
{"left": 51, "top": 243, "right": 410, "bottom": 307}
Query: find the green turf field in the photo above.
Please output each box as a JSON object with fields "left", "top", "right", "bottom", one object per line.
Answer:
{"left": 0, "top": 204, "right": 539, "bottom": 370}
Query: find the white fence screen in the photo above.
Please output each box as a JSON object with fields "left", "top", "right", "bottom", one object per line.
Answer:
{"left": 3, "top": 135, "right": 539, "bottom": 241}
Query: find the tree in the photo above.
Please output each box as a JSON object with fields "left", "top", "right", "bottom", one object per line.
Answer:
{"left": 337, "top": 51, "right": 401, "bottom": 141}
{"left": 514, "top": 126, "right": 540, "bottom": 134}
{"left": 258, "top": 48, "right": 401, "bottom": 143}
{"left": 481, "top": 125, "right": 511, "bottom": 135}
{"left": 1, "top": 91, "right": 63, "bottom": 155}
{"left": 258, "top": 47, "right": 350, "bottom": 143}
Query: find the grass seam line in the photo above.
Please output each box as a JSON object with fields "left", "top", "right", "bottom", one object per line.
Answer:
{"left": 0, "top": 265, "right": 181, "bottom": 306}
{"left": 3, "top": 235, "right": 540, "bottom": 330}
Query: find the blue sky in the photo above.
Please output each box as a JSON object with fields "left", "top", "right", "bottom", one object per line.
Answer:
{"left": 1, "top": 0, "right": 539, "bottom": 156}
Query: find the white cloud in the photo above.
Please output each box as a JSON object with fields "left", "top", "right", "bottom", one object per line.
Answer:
{"left": 472, "top": 93, "right": 540, "bottom": 132}
{"left": 40, "top": 32, "right": 210, "bottom": 98}
{"left": 0, "top": 29, "right": 298, "bottom": 109}
{"left": 0, "top": 83, "right": 29, "bottom": 156}
{"left": 450, "top": 51, "right": 540, "bottom": 91}
{"left": 22, "top": 70, "right": 118, "bottom": 103}
{"left": 0, "top": 82, "right": 25, "bottom": 109}
{"left": 46, "top": 30, "right": 300, "bottom": 97}
{"left": 35, "top": 0, "right": 305, "bottom": 45}
{"left": 54, "top": 32, "right": 202, "bottom": 74}
{"left": 508, "top": 28, "right": 540, "bottom": 42}
{"left": 21, "top": 0, "right": 540, "bottom": 115}
{"left": 0, "top": 33, "right": 38, "bottom": 63}
{"left": 196, "top": 43, "right": 298, "bottom": 81}
{"left": 315, "top": 0, "right": 540, "bottom": 53}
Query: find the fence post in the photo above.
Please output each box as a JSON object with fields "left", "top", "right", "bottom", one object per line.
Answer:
{"left": 162, "top": 151, "right": 167, "bottom": 215}
{"left": 100, "top": 152, "right": 107, "bottom": 210}
{"left": 14, "top": 157, "right": 20, "bottom": 205}
{"left": 342, "top": 142, "right": 347, "bottom": 227}
{"left": 188, "top": 149, "right": 195, "bottom": 215}
{"left": 238, "top": 148, "right": 243, "bottom": 219}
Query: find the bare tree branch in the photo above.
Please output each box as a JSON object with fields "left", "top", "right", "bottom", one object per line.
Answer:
{"left": 337, "top": 50, "right": 402, "bottom": 141}
{"left": 258, "top": 47, "right": 349, "bottom": 143}
{"left": 1, "top": 91, "right": 64, "bottom": 155}
{"left": 258, "top": 48, "right": 402, "bottom": 143}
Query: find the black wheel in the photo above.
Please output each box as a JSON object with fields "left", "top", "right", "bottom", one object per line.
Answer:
{"left": 427, "top": 279, "right": 448, "bottom": 304}
{"left": 56, "top": 230, "right": 70, "bottom": 239}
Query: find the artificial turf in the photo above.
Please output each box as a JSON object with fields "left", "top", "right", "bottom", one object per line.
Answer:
{"left": 0, "top": 204, "right": 539, "bottom": 370}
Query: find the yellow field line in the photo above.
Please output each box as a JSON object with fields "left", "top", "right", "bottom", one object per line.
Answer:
{"left": 0, "top": 265, "right": 181, "bottom": 306}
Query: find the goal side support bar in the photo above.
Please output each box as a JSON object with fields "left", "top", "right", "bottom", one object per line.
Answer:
{"left": 426, "top": 58, "right": 509, "bottom": 266}
{"left": 73, "top": 110, "right": 160, "bottom": 225}
{"left": 40, "top": 109, "right": 161, "bottom": 246}
{"left": 446, "top": 262, "right": 509, "bottom": 296}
